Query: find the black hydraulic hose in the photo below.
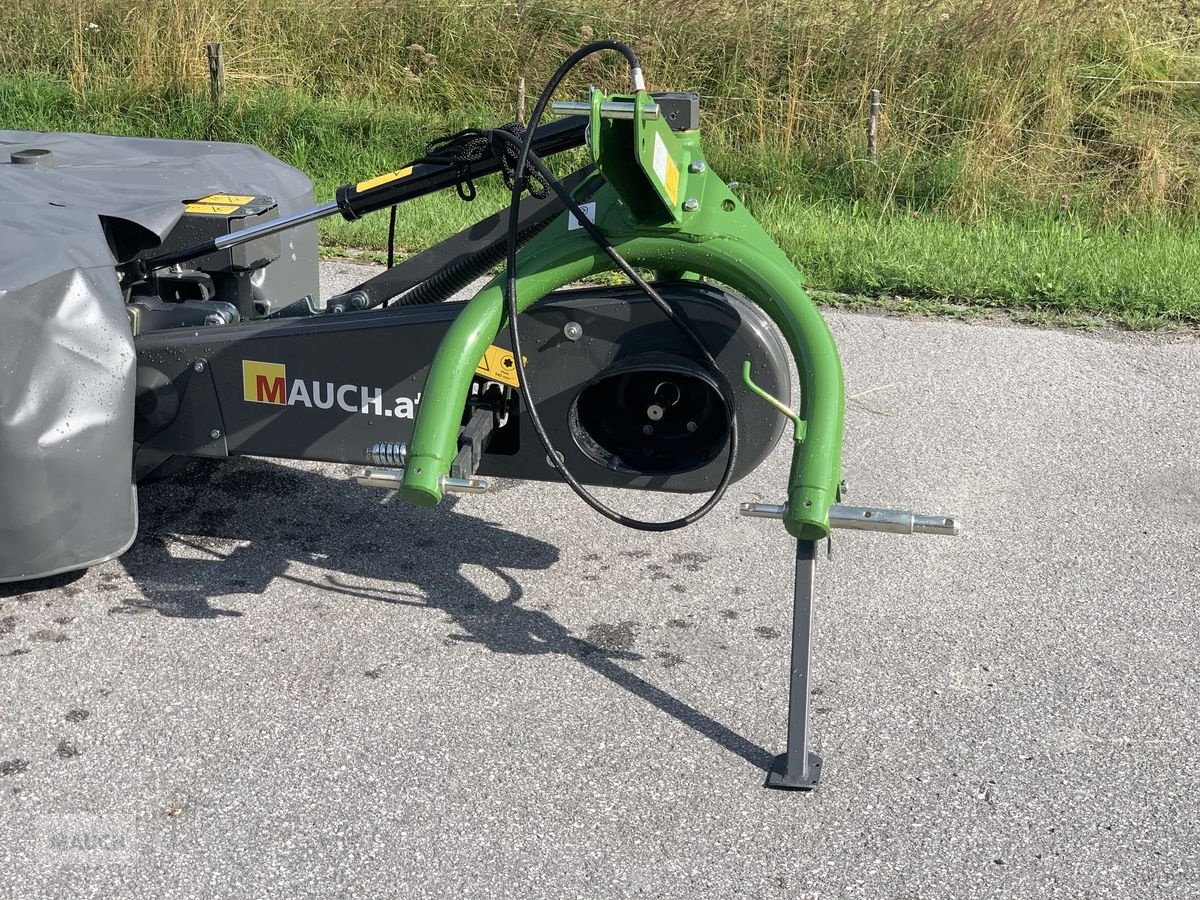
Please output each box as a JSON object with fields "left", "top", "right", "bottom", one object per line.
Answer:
{"left": 496, "top": 42, "right": 740, "bottom": 532}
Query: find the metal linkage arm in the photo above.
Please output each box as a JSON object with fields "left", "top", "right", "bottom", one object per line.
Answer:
{"left": 398, "top": 128, "right": 846, "bottom": 542}
{"left": 133, "top": 116, "right": 589, "bottom": 275}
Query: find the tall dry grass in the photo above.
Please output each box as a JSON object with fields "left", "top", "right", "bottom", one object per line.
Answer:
{"left": 3, "top": 0, "right": 1199, "bottom": 218}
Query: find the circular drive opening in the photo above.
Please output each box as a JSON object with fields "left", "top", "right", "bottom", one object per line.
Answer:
{"left": 568, "top": 355, "right": 729, "bottom": 476}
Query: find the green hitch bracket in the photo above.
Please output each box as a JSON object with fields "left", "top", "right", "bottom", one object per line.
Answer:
{"left": 398, "top": 89, "right": 844, "bottom": 541}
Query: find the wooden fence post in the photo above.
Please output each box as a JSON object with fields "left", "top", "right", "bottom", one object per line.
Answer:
{"left": 515, "top": 0, "right": 527, "bottom": 124}
{"left": 206, "top": 42, "right": 225, "bottom": 107}
{"left": 867, "top": 88, "right": 881, "bottom": 161}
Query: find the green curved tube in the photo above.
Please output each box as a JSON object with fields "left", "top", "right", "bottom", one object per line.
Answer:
{"left": 399, "top": 178, "right": 844, "bottom": 540}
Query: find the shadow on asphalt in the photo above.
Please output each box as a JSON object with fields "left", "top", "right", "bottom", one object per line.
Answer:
{"left": 116, "top": 456, "right": 772, "bottom": 772}
{"left": 0, "top": 570, "right": 85, "bottom": 599}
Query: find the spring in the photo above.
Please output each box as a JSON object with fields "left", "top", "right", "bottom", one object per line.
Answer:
{"left": 366, "top": 441, "right": 407, "bottom": 467}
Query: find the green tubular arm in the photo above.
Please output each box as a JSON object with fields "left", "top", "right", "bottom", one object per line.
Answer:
{"left": 398, "top": 177, "right": 844, "bottom": 540}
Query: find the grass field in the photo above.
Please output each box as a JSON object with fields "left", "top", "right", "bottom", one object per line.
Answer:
{"left": 2, "top": 1, "right": 1199, "bottom": 326}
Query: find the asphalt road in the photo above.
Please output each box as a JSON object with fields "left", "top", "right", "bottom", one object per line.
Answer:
{"left": 2, "top": 262, "right": 1198, "bottom": 899}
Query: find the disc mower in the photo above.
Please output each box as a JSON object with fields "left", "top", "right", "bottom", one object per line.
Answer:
{"left": 0, "top": 41, "right": 960, "bottom": 789}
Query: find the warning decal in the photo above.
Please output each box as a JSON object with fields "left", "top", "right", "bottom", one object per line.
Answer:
{"left": 185, "top": 193, "right": 256, "bottom": 215}
{"left": 356, "top": 166, "right": 414, "bottom": 193}
{"left": 651, "top": 132, "right": 680, "bottom": 206}
{"left": 475, "top": 345, "right": 523, "bottom": 388}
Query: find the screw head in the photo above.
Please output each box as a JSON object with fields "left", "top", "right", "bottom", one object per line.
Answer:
{"left": 688, "top": 161, "right": 706, "bottom": 174}
{"left": 209, "top": 429, "right": 221, "bottom": 440}
{"left": 563, "top": 321, "right": 583, "bottom": 341}
{"left": 203, "top": 312, "right": 226, "bottom": 326}
{"left": 192, "top": 360, "right": 206, "bottom": 373}
{"left": 682, "top": 198, "right": 700, "bottom": 212}
{"left": 642, "top": 424, "right": 654, "bottom": 436}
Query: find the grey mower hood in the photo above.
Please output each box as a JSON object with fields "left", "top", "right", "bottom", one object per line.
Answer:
{"left": 0, "top": 130, "right": 315, "bottom": 582}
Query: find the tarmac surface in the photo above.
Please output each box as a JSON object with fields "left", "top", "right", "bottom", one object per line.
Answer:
{"left": 1, "top": 261, "right": 1198, "bottom": 899}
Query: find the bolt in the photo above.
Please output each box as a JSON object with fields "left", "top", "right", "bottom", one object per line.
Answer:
{"left": 682, "top": 198, "right": 699, "bottom": 212}
{"left": 192, "top": 360, "right": 206, "bottom": 373}
{"left": 203, "top": 312, "right": 226, "bottom": 326}
{"left": 688, "top": 161, "right": 706, "bottom": 174}
{"left": 563, "top": 321, "right": 583, "bottom": 341}
{"left": 686, "top": 421, "right": 698, "bottom": 433}
{"left": 642, "top": 424, "right": 654, "bottom": 436}
{"left": 209, "top": 429, "right": 222, "bottom": 440}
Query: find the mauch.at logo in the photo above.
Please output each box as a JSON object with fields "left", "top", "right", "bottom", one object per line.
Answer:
{"left": 240, "top": 359, "right": 422, "bottom": 419}
{"left": 243, "top": 360, "right": 287, "bottom": 404}
{"left": 37, "top": 814, "right": 136, "bottom": 864}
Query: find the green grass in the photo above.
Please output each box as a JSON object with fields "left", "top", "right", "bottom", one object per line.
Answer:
{"left": 6, "top": 0, "right": 1200, "bottom": 219}
{"left": 4, "top": 0, "right": 1200, "bottom": 331}
{"left": 3, "top": 73, "right": 1198, "bottom": 328}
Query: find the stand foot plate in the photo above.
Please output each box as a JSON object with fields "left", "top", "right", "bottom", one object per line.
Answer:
{"left": 765, "top": 751, "right": 823, "bottom": 791}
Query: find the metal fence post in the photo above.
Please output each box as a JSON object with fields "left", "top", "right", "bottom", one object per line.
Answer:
{"left": 867, "top": 88, "right": 881, "bottom": 161}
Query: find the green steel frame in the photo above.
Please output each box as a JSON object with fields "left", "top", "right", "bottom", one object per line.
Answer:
{"left": 398, "top": 90, "right": 845, "bottom": 541}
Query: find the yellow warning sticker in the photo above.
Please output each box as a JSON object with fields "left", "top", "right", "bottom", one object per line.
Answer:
{"left": 663, "top": 154, "right": 680, "bottom": 205}
{"left": 651, "top": 132, "right": 681, "bottom": 206}
{"left": 197, "top": 194, "right": 254, "bottom": 206}
{"left": 185, "top": 203, "right": 240, "bottom": 215}
{"left": 475, "top": 345, "right": 524, "bottom": 388}
{"left": 356, "top": 166, "right": 414, "bottom": 193}
{"left": 185, "top": 194, "right": 255, "bottom": 215}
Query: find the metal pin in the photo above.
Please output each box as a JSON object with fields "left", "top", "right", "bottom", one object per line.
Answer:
{"left": 440, "top": 476, "right": 489, "bottom": 494}
{"left": 738, "top": 502, "right": 961, "bottom": 536}
{"left": 549, "top": 100, "right": 659, "bottom": 120}
{"left": 356, "top": 467, "right": 404, "bottom": 489}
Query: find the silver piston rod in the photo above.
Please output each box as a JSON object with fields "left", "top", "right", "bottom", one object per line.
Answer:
{"left": 740, "top": 502, "right": 960, "bottom": 536}
{"left": 129, "top": 115, "right": 592, "bottom": 276}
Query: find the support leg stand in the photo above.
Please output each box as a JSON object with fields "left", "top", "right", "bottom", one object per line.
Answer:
{"left": 765, "top": 539, "right": 823, "bottom": 790}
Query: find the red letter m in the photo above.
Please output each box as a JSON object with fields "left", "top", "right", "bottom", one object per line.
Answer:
{"left": 256, "top": 374, "right": 285, "bottom": 404}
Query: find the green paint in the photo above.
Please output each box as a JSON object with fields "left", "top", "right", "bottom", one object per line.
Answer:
{"left": 399, "top": 89, "right": 845, "bottom": 540}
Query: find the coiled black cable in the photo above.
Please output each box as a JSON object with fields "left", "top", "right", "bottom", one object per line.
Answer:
{"left": 496, "top": 41, "right": 740, "bottom": 531}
